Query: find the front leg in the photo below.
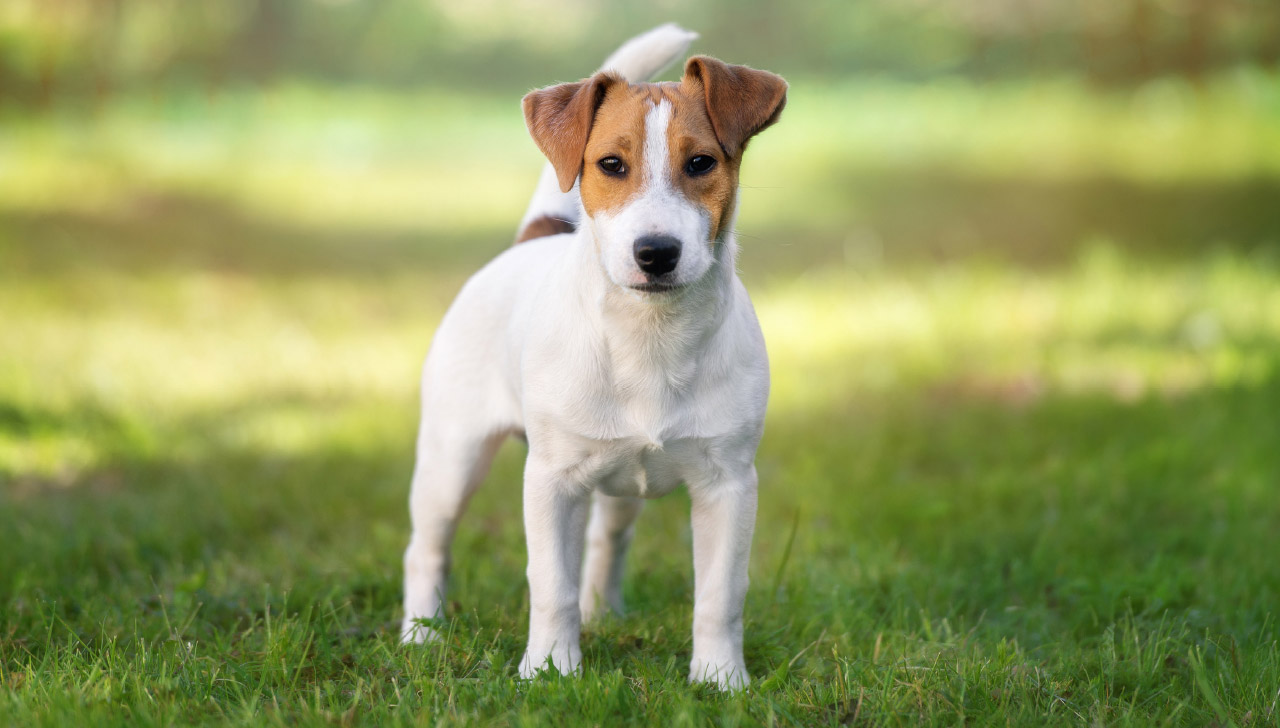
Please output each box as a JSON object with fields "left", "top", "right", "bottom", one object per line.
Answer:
{"left": 519, "top": 456, "right": 590, "bottom": 679}
{"left": 688, "top": 466, "right": 758, "bottom": 690}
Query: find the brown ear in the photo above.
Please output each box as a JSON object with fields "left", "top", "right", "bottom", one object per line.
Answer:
{"left": 522, "top": 72, "right": 620, "bottom": 193}
{"left": 683, "top": 55, "right": 787, "bottom": 158}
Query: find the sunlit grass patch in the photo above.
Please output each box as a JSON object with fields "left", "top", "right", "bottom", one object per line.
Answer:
{"left": 1, "top": 270, "right": 446, "bottom": 483}
{"left": 762, "top": 246, "right": 1280, "bottom": 413}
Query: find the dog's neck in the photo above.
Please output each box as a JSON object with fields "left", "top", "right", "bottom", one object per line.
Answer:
{"left": 571, "top": 225, "right": 739, "bottom": 392}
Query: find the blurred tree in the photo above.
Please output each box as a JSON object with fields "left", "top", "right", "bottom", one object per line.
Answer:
{"left": 2, "top": 0, "right": 1278, "bottom": 108}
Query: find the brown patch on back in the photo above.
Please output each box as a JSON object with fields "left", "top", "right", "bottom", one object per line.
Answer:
{"left": 515, "top": 215, "right": 575, "bottom": 243}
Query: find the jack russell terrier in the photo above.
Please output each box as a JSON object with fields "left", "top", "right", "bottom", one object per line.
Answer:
{"left": 400, "top": 24, "right": 786, "bottom": 690}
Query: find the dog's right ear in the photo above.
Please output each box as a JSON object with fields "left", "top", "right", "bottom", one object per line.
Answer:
{"left": 523, "top": 72, "right": 620, "bottom": 193}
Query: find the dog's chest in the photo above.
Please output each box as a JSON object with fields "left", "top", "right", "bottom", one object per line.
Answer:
{"left": 521, "top": 289, "right": 765, "bottom": 496}
{"left": 588, "top": 434, "right": 708, "bottom": 498}
{"left": 533, "top": 363, "right": 750, "bottom": 498}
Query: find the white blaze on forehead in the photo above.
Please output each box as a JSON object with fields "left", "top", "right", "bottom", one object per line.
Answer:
{"left": 642, "top": 99, "right": 673, "bottom": 193}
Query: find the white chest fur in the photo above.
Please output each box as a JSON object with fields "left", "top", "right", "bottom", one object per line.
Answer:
{"left": 518, "top": 251, "right": 768, "bottom": 497}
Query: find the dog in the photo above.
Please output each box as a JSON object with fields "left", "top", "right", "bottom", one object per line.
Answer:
{"left": 400, "top": 24, "right": 786, "bottom": 690}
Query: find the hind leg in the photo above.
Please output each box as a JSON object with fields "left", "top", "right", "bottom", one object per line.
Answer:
{"left": 401, "top": 423, "right": 506, "bottom": 644}
{"left": 579, "top": 493, "right": 644, "bottom": 622}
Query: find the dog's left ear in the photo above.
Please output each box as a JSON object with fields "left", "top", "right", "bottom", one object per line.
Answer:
{"left": 683, "top": 55, "right": 787, "bottom": 158}
{"left": 523, "top": 72, "right": 620, "bottom": 193}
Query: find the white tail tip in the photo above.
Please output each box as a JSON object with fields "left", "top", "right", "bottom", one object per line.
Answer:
{"left": 599, "top": 23, "right": 699, "bottom": 83}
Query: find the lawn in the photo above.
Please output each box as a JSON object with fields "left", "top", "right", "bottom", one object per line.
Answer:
{"left": 2, "top": 76, "right": 1279, "bottom": 726}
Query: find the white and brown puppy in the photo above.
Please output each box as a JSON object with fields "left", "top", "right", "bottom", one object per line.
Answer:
{"left": 400, "top": 24, "right": 786, "bottom": 690}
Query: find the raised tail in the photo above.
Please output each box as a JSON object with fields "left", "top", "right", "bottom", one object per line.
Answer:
{"left": 515, "top": 23, "right": 698, "bottom": 244}
{"left": 599, "top": 23, "right": 700, "bottom": 81}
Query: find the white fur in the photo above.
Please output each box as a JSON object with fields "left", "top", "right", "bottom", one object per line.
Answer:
{"left": 401, "top": 25, "right": 766, "bottom": 692}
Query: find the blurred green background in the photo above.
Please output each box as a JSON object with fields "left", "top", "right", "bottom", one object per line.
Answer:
{"left": 3, "top": 1, "right": 1280, "bottom": 724}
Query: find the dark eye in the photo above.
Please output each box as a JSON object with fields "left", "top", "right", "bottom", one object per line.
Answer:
{"left": 685, "top": 155, "right": 717, "bottom": 176}
{"left": 598, "top": 156, "right": 626, "bottom": 176}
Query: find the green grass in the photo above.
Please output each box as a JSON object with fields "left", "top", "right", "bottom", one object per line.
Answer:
{"left": 2, "top": 77, "right": 1280, "bottom": 725}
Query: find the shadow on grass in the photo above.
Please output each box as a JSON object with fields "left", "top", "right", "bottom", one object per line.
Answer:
{"left": 0, "top": 194, "right": 511, "bottom": 281}
{"left": 2, "top": 172, "right": 1279, "bottom": 281}
{"left": 747, "top": 171, "right": 1280, "bottom": 273}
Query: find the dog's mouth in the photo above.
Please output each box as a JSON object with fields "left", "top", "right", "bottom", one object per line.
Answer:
{"left": 629, "top": 281, "right": 686, "bottom": 294}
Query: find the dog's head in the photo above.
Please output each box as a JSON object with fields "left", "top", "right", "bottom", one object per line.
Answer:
{"left": 523, "top": 56, "right": 786, "bottom": 294}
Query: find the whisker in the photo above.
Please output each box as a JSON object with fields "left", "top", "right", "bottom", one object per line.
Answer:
{"left": 720, "top": 227, "right": 766, "bottom": 242}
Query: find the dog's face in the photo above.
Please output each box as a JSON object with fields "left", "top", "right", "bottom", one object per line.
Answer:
{"left": 524, "top": 57, "right": 787, "bottom": 294}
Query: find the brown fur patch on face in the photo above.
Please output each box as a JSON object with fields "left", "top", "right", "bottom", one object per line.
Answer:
{"left": 578, "top": 84, "right": 653, "bottom": 217}
{"left": 515, "top": 215, "right": 575, "bottom": 243}
{"left": 579, "top": 82, "right": 740, "bottom": 242}
{"left": 578, "top": 60, "right": 784, "bottom": 243}
{"left": 667, "top": 78, "right": 739, "bottom": 242}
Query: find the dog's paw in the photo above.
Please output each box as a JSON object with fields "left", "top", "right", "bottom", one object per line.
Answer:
{"left": 400, "top": 618, "right": 443, "bottom": 645}
{"left": 689, "top": 657, "right": 750, "bottom": 691}
{"left": 518, "top": 646, "right": 583, "bottom": 680}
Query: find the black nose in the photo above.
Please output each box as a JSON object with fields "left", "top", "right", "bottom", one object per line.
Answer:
{"left": 633, "top": 235, "right": 681, "bottom": 276}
